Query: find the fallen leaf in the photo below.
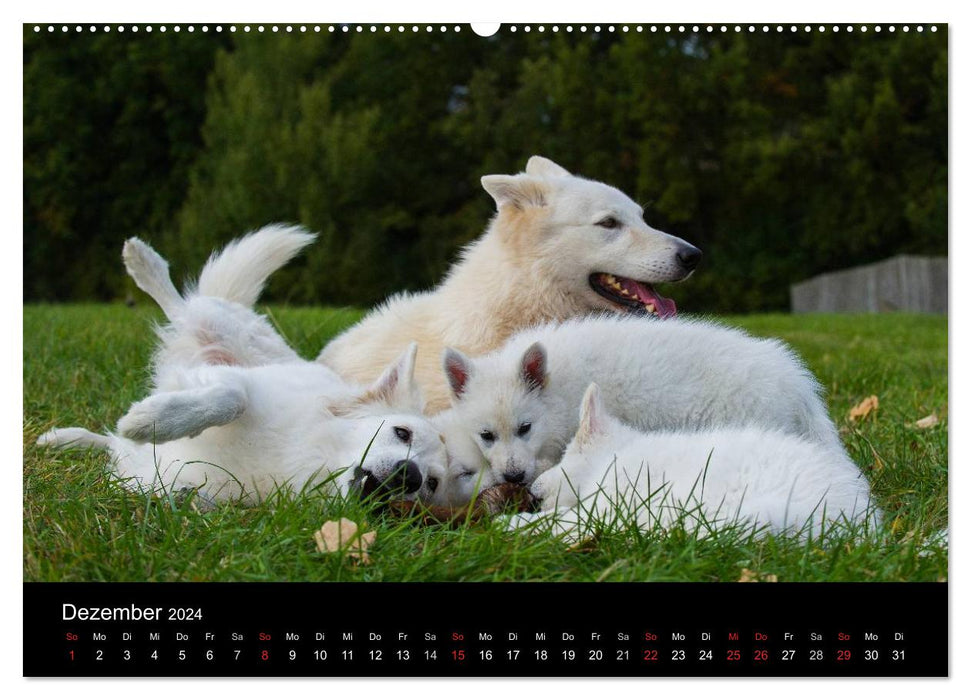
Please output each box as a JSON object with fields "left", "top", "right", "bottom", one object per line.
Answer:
{"left": 914, "top": 413, "right": 939, "bottom": 429}
{"left": 313, "top": 518, "right": 376, "bottom": 564}
{"left": 739, "top": 568, "right": 777, "bottom": 583}
{"left": 567, "top": 536, "right": 599, "bottom": 553}
{"left": 848, "top": 395, "right": 879, "bottom": 422}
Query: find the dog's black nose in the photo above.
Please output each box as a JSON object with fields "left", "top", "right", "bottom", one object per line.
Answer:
{"left": 676, "top": 244, "right": 702, "bottom": 271}
{"left": 391, "top": 459, "right": 423, "bottom": 493}
{"left": 503, "top": 470, "right": 526, "bottom": 484}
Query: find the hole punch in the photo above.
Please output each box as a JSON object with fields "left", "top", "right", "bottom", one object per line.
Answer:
{"left": 471, "top": 23, "right": 500, "bottom": 37}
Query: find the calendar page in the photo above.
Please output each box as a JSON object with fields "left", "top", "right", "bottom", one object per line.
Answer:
{"left": 22, "top": 20, "right": 948, "bottom": 678}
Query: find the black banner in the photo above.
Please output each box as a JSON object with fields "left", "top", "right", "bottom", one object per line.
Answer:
{"left": 24, "top": 582, "right": 947, "bottom": 677}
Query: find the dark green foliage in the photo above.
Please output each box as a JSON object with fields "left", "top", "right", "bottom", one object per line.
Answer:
{"left": 24, "top": 27, "right": 228, "bottom": 301}
{"left": 24, "top": 28, "right": 946, "bottom": 311}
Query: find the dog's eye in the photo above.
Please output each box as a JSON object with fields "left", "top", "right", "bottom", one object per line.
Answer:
{"left": 596, "top": 216, "right": 620, "bottom": 229}
{"left": 517, "top": 422, "right": 532, "bottom": 437}
{"left": 393, "top": 426, "right": 412, "bottom": 443}
{"left": 479, "top": 430, "right": 495, "bottom": 444}
{"left": 427, "top": 477, "right": 439, "bottom": 492}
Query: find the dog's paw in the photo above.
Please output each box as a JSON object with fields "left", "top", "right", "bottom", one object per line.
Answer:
{"left": 117, "top": 395, "right": 183, "bottom": 443}
{"left": 36, "top": 426, "right": 108, "bottom": 450}
{"left": 36, "top": 429, "right": 60, "bottom": 447}
{"left": 118, "top": 386, "right": 247, "bottom": 444}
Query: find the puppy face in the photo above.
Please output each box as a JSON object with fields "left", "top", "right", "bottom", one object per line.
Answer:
{"left": 426, "top": 409, "right": 496, "bottom": 507}
{"left": 323, "top": 342, "right": 446, "bottom": 500}
{"left": 346, "top": 412, "right": 449, "bottom": 501}
{"left": 444, "top": 343, "right": 560, "bottom": 488}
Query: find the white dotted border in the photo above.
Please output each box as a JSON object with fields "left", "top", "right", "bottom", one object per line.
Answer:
{"left": 31, "top": 24, "right": 940, "bottom": 35}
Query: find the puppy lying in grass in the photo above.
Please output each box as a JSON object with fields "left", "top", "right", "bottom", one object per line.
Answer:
{"left": 441, "top": 314, "right": 848, "bottom": 489}
{"left": 509, "top": 384, "right": 881, "bottom": 539}
{"left": 38, "top": 226, "right": 447, "bottom": 505}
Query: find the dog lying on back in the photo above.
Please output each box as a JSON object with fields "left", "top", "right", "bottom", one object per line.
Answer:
{"left": 438, "top": 315, "right": 846, "bottom": 495}
{"left": 319, "top": 156, "right": 702, "bottom": 412}
{"left": 38, "top": 226, "right": 447, "bottom": 505}
{"left": 512, "top": 384, "right": 880, "bottom": 539}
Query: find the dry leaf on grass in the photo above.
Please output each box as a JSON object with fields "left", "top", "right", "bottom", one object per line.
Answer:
{"left": 738, "top": 568, "right": 778, "bottom": 583}
{"left": 848, "top": 395, "right": 879, "bottom": 422}
{"left": 913, "top": 413, "right": 939, "bottom": 429}
{"left": 313, "top": 518, "right": 376, "bottom": 564}
{"left": 566, "top": 536, "right": 599, "bottom": 553}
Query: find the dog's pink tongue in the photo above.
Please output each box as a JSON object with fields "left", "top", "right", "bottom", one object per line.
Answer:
{"left": 629, "top": 280, "right": 677, "bottom": 319}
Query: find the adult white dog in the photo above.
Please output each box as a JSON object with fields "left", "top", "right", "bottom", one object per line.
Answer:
{"left": 38, "top": 227, "right": 447, "bottom": 505}
{"left": 319, "top": 156, "right": 702, "bottom": 412}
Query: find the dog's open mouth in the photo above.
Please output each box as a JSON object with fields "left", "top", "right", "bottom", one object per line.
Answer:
{"left": 589, "top": 273, "right": 677, "bottom": 318}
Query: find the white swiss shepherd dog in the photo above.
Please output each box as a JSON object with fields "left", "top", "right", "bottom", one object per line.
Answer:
{"left": 437, "top": 314, "right": 849, "bottom": 501}
{"left": 511, "top": 383, "right": 880, "bottom": 539}
{"left": 319, "top": 155, "right": 702, "bottom": 412}
{"left": 37, "top": 226, "right": 447, "bottom": 505}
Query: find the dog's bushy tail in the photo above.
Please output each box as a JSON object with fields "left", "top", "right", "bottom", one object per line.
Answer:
{"left": 37, "top": 427, "right": 112, "bottom": 451}
{"left": 196, "top": 224, "right": 316, "bottom": 307}
{"left": 124, "top": 224, "right": 316, "bottom": 319}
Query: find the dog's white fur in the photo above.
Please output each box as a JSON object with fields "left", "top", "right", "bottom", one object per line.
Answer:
{"left": 442, "top": 315, "right": 845, "bottom": 488}
{"left": 319, "top": 156, "right": 700, "bottom": 412}
{"left": 426, "top": 408, "right": 496, "bottom": 507}
{"left": 513, "top": 384, "right": 880, "bottom": 538}
{"left": 38, "top": 228, "right": 446, "bottom": 504}
{"left": 124, "top": 225, "right": 310, "bottom": 375}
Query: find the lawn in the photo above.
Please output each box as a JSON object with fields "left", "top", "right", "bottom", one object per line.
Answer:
{"left": 23, "top": 305, "right": 948, "bottom": 582}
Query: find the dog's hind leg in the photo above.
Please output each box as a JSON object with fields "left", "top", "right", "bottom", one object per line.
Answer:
{"left": 122, "top": 238, "right": 185, "bottom": 320}
{"left": 117, "top": 384, "right": 248, "bottom": 443}
{"left": 36, "top": 427, "right": 112, "bottom": 450}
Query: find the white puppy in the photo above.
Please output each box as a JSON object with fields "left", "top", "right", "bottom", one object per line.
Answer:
{"left": 38, "top": 228, "right": 447, "bottom": 504}
{"left": 515, "top": 384, "right": 880, "bottom": 538}
{"left": 426, "top": 408, "right": 497, "bottom": 507}
{"left": 319, "top": 156, "right": 702, "bottom": 412}
{"left": 443, "top": 315, "right": 845, "bottom": 487}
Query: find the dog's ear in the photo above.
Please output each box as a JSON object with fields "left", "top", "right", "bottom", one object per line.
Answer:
{"left": 371, "top": 342, "right": 423, "bottom": 411}
{"left": 481, "top": 174, "right": 548, "bottom": 210}
{"left": 575, "top": 383, "right": 607, "bottom": 449}
{"left": 519, "top": 342, "right": 547, "bottom": 393}
{"left": 330, "top": 342, "right": 424, "bottom": 416}
{"left": 525, "top": 155, "right": 571, "bottom": 179}
{"left": 443, "top": 348, "right": 473, "bottom": 400}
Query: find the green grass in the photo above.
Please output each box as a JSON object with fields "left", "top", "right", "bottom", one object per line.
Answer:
{"left": 24, "top": 305, "right": 948, "bottom": 582}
